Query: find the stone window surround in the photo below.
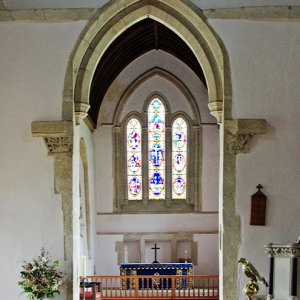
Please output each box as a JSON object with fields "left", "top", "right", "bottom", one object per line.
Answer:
{"left": 113, "top": 92, "right": 201, "bottom": 214}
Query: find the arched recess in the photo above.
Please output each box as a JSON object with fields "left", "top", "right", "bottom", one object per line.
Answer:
{"left": 62, "top": 1, "right": 236, "bottom": 299}
{"left": 79, "top": 138, "right": 92, "bottom": 259}
{"left": 112, "top": 67, "right": 202, "bottom": 127}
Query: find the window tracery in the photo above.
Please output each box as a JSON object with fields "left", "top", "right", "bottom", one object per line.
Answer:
{"left": 115, "top": 94, "right": 200, "bottom": 213}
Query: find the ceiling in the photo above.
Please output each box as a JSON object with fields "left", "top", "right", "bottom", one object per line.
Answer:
{"left": 3, "top": 0, "right": 300, "bottom": 10}
{"left": 89, "top": 18, "right": 206, "bottom": 125}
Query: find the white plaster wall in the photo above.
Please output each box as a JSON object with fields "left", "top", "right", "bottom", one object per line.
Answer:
{"left": 194, "top": 234, "right": 219, "bottom": 275}
{"left": 99, "top": 50, "right": 212, "bottom": 125}
{"left": 209, "top": 19, "right": 300, "bottom": 297}
{"left": 0, "top": 22, "right": 85, "bottom": 298}
{"left": 119, "top": 75, "right": 194, "bottom": 122}
{"left": 145, "top": 241, "right": 171, "bottom": 263}
{"left": 94, "top": 126, "right": 113, "bottom": 212}
{"left": 96, "top": 214, "right": 217, "bottom": 233}
{"left": 95, "top": 235, "right": 124, "bottom": 275}
{"left": 202, "top": 126, "right": 219, "bottom": 212}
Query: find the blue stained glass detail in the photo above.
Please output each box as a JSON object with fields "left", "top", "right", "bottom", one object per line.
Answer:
{"left": 148, "top": 97, "right": 165, "bottom": 199}
{"left": 128, "top": 130, "right": 141, "bottom": 150}
{"left": 149, "top": 172, "right": 164, "bottom": 196}
{"left": 174, "top": 153, "right": 185, "bottom": 172}
{"left": 128, "top": 154, "right": 141, "bottom": 174}
{"left": 149, "top": 115, "right": 164, "bottom": 139}
{"left": 127, "top": 118, "right": 142, "bottom": 200}
{"left": 128, "top": 177, "right": 142, "bottom": 197}
{"left": 173, "top": 131, "right": 186, "bottom": 150}
{"left": 173, "top": 177, "right": 186, "bottom": 196}
{"left": 172, "top": 117, "right": 187, "bottom": 199}
{"left": 151, "top": 99, "right": 161, "bottom": 111}
{"left": 150, "top": 143, "right": 164, "bottom": 167}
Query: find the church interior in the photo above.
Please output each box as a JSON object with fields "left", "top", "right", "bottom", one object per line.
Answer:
{"left": 1, "top": 0, "right": 300, "bottom": 299}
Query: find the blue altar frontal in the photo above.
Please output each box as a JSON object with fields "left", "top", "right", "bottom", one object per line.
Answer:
{"left": 120, "top": 263, "right": 193, "bottom": 289}
{"left": 120, "top": 263, "right": 193, "bottom": 276}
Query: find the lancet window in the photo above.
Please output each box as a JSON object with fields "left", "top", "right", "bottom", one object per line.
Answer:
{"left": 116, "top": 94, "right": 200, "bottom": 213}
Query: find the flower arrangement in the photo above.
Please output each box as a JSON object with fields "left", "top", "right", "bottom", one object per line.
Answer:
{"left": 19, "top": 248, "right": 67, "bottom": 300}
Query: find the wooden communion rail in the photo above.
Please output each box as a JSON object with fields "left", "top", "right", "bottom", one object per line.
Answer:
{"left": 82, "top": 275, "right": 219, "bottom": 299}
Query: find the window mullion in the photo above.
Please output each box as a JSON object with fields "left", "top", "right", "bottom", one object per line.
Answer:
{"left": 191, "top": 125, "right": 201, "bottom": 210}
{"left": 165, "top": 126, "right": 172, "bottom": 204}
{"left": 142, "top": 126, "right": 149, "bottom": 205}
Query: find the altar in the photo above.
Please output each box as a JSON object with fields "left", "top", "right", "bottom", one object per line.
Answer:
{"left": 120, "top": 263, "right": 193, "bottom": 289}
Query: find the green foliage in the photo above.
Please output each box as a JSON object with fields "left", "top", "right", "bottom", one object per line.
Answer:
{"left": 19, "top": 248, "right": 67, "bottom": 300}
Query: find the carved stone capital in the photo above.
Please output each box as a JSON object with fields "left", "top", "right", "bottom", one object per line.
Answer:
{"left": 31, "top": 121, "right": 73, "bottom": 154}
{"left": 43, "top": 137, "right": 72, "bottom": 153}
{"left": 75, "top": 102, "right": 90, "bottom": 125}
{"left": 225, "top": 119, "right": 267, "bottom": 154}
{"left": 208, "top": 100, "right": 223, "bottom": 123}
{"left": 265, "top": 243, "right": 300, "bottom": 257}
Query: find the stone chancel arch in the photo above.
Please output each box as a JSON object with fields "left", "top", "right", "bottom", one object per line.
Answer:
{"left": 68, "top": 0, "right": 226, "bottom": 126}
{"left": 26, "top": 1, "right": 269, "bottom": 300}
{"left": 65, "top": 0, "right": 229, "bottom": 299}
{"left": 60, "top": 1, "right": 269, "bottom": 299}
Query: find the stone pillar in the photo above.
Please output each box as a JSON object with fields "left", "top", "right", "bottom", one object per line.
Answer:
{"left": 31, "top": 121, "right": 74, "bottom": 300}
{"left": 222, "top": 119, "right": 267, "bottom": 300}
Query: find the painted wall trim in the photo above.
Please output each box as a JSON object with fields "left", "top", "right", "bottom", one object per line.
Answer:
{"left": 1, "top": 6, "right": 300, "bottom": 22}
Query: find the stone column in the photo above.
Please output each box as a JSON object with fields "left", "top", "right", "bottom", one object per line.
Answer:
{"left": 31, "top": 121, "right": 74, "bottom": 300}
{"left": 222, "top": 119, "right": 267, "bottom": 300}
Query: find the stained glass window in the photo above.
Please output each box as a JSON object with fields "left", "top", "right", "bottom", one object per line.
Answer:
{"left": 127, "top": 118, "right": 142, "bottom": 200}
{"left": 172, "top": 117, "right": 187, "bottom": 199}
{"left": 148, "top": 98, "right": 165, "bottom": 199}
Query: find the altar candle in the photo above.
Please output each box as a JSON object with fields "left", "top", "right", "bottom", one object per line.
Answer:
{"left": 81, "top": 255, "right": 86, "bottom": 277}
{"left": 184, "top": 250, "right": 188, "bottom": 262}
{"left": 125, "top": 246, "right": 128, "bottom": 263}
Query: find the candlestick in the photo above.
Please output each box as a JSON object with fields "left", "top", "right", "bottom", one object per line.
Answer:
{"left": 124, "top": 245, "right": 128, "bottom": 263}
{"left": 184, "top": 250, "right": 188, "bottom": 263}
{"left": 81, "top": 255, "right": 86, "bottom": 277}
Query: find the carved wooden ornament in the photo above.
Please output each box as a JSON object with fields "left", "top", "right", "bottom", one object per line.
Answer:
{"left": 250, "top": 184, "right": 267, "bottom": 226}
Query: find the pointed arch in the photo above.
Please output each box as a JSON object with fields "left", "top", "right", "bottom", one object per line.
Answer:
{"left": 64, "top": 0, "right": 228, "bottom": 125}
{"left": 62, "top": 1, "right": 236, "bottom": 299}
{"left": 113, "top": 67, "right": 202, "bottom": 126}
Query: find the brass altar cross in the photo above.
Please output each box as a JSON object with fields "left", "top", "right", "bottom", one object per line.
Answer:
{"left": 151, "top": 243, "right": 160, "bottom": 263}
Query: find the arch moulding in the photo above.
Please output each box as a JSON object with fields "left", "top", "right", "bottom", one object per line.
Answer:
{"left": 111, "top": 67, "right": 202, "bottom": 127}
{"left": 64, "top": 0, "right": 226, "bottom": 125}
